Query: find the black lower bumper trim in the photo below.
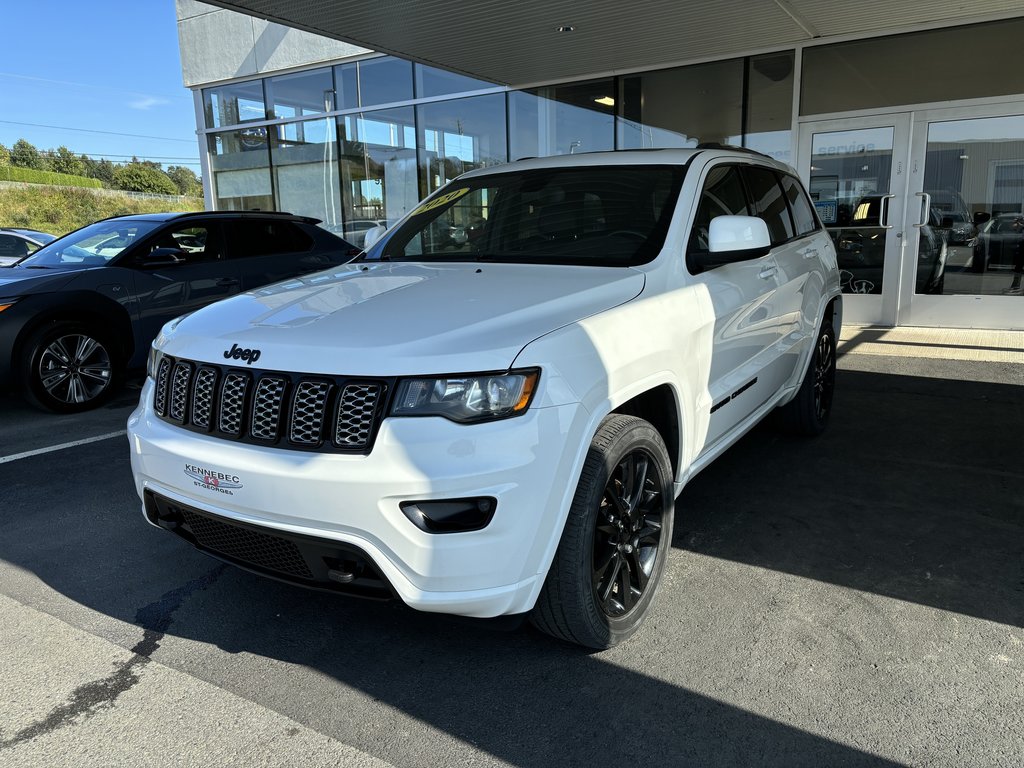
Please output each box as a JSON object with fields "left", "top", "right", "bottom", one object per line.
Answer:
{"left": 144, "top": 490, "right": 396, "bottom": 601}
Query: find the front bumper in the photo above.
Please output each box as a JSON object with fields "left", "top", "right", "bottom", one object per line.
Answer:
{"left": 127, "top": 378, "right": 589, "bottom": 618}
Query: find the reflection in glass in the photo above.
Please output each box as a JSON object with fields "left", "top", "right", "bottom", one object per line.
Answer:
{"left": 379, "top": 166, "right": 684, "bottom": 267}
{"left": 809, "top": 127, "right": 895, "bottom": 294}
{"left": 338, "top": 107, "right": 418, "bottom": 243}
{"left": 208, "top": 129, "right": 273, "bottom": 211}
{"left": 509, "top": 81, "right": 614, "bottom": 160}
{"left": 266, "top": 68, "right": 334, "bottom": 119}
{"left": 745, "top": 53, "right": 794, "bottom": 163}
{"left": 270, "top": 119, "right": 342, "bottom": 231}
{"left": 203, "top": 80, "right": 267, "bottom": 128}
{"left": 334, "top": 62, "right": 359, "bottom": 111}
{"left": 358, "top": 57, "right": 414, "bottom": 107}
{"left": 801, "top": 17, "right": 1024, "bottom": 116}
{"left": 921, "top": 115, "right": 1024, "bottom": 296}
{"left": 415, "top": 64, "right": 494, "bottom": 99}
{"left": 618, "top": 60, "right": 742, "bottom": 150}
{"left": 417, "top": 94, "right": 507, "bottom": 198}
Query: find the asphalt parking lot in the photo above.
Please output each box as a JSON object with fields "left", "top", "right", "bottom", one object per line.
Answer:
{"left": 1, "top": 329, "right": 1022, "bottom": 767}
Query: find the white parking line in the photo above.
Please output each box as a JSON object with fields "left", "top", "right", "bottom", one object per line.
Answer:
{"left": 0, "top": 430, "right": 127, "bottom": 465}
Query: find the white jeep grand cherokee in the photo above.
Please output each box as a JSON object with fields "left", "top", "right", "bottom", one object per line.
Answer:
{"left": 128, "top": 147, "right": 841, "bottom": 648}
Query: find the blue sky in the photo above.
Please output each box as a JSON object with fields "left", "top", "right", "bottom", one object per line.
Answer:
{"left": 1, "top": 1, "right": 200, "bottom": 171}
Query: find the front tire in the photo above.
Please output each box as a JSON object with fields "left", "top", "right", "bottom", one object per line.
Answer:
{"left": 21, "top": 322, "right": 121, "bottom": 413}
{"left": 532, "top": 414, "right": 675, "bottom": 649}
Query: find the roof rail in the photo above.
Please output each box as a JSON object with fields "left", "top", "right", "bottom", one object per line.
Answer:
{"left": 695, "top": 142, "right": 773, "bottom": 160}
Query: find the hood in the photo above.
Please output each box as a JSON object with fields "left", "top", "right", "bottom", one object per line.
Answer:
{"left": 0, "top": 267, "right": 78, "bottom": 295}
{"left": 163, "top": 261, "right": 645, "bottom": 375}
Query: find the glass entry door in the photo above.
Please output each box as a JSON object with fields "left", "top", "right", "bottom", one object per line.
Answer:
{"left": 798, "top": 115, "right": 912, "bottom": 326}
{"left": 801, "top": 103, "right": 1024, "bottom": 330}
{"left": 901, "top": 106, "right": 1024, "bottom": 329}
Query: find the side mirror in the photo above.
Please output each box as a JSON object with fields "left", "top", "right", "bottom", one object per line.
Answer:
{"left": 139, "top": 247, "right": 186, "bottom": 268}
{"left": 691, "top": 215, "right": 771, "bottom": 272}
{"left": 362, "top": 225, "right": 388, "bottom": 249}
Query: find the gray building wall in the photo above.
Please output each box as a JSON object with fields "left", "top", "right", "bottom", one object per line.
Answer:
{"left": 176, "top": 0, "right": 372, "bottom": 87}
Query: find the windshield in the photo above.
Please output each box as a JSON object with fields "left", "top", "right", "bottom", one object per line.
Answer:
{"left": 376, "top": 165, "right": 685, "bottom": 267}
{"left": 17, "top": 220, "right": 162, "bottom": 269}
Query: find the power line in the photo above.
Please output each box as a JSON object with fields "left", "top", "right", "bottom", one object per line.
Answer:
{"left": 0, "top": 119, "right": 196, "bottom": 143}
{"left": 63, "top": 153, "right": 201, "bottom": 162}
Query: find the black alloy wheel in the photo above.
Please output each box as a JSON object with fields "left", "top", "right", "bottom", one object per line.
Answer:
{"left": 812, "top": 326, "right": 836, "bottom": 423}
{"left": 593, "top": 450, "right": 665, "bottom": 617}
{"left": 532, "top": 414, "right": 675, "bottom": 649}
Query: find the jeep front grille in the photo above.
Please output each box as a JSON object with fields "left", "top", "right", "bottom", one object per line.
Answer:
{"left": 152, "top": 355, "right": 389, "bottom": 454}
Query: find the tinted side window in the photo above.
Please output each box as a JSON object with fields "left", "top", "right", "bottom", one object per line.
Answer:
{"left": 688, "top": 165, "right": 750, "bottom": 253}
{"left": 780, "top": 174, "right": 818, "bottom": 236}
{"left": 743, "top": 166, "right": 794, "bottom": 246}
{"left": 228, "top": 220, "right": 314, "bottom": 258}
{"left": 150, "top": 225, "right": 221, "bottom": 263}
{"left": 0, "top": 234, "right": 30, "bottom": 261}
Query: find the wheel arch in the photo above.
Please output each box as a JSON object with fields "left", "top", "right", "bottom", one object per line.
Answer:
{"left": 609, "top": 383, "right": 682, "bottom": 480}
{"left": 12, "top": 291, "right": 135, "bottom": 372}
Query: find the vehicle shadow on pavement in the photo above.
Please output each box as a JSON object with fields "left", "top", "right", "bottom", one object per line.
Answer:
{"left": 1, "top": 367, "right": 1020, "bottom": 766}
{"left": 679, "top": 368, "right": 1024, "bottom": 630}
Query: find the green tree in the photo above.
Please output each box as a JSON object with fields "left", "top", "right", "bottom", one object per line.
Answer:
{"left": 166, "top": 165, "right": 202, "bottom": 196}
{"left": 0, "top": 143, "right": 10, "bottom": 166}
{"left": 48, "top": 146, "right": 86, "bottom": 177}
{"left": 111, "top": 162, "right": 178, "bottom": 195}
{"left": 11, "top": 139, "right": 46, "bottom": 170}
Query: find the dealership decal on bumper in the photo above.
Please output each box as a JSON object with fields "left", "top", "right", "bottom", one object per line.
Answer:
{"left": 184, "top": 463, "right": 243, "bottom": 495}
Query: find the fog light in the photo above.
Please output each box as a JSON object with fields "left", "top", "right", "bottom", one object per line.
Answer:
{"left": 400, "top": 497, "right": 496, "bottom": 534}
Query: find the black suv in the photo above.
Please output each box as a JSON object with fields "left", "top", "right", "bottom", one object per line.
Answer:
{"left": 0, "top": 211, "right": 358, "bottom": 412}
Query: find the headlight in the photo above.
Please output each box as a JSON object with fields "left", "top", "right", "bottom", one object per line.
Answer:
{"left": 391, "top": 369, "right": 539, "bottom": 423}
{"left": 147, "top": 347, "right": 164, "bottom": 380}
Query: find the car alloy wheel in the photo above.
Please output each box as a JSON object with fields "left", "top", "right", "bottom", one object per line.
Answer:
{"left": 812, "top": 327, "right": 836, "bottom": 423}
{"left": 37, "top": 333, "right": 113, "bottom": 405}
{"left": 593, "top": 449, "right": 665, "bottom": 617}
{"left": 532, "top": 414, "right": 674, "bottom": 648}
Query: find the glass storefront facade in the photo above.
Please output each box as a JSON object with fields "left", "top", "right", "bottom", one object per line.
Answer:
{"left": 196, "top": 18, "right": 1024, "bottom": 328}
{"left": 201, "top": 55, "right": 795, "bottom": 238}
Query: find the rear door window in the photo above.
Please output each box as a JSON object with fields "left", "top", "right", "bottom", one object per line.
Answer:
{"left": 779, "top": 174, "right": 819, "bottom": 236}
{"left": 227, "top": 220, "right": 314, "bottom": 258}
{"left": 743, "top": 166, "right": 795, "bottom": 246}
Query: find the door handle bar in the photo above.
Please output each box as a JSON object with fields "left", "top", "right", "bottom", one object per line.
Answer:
{"left": 913, "top": 192, "right": 932, "bottom": 228}
{"left": 878, "top": 193, "right": 896, "bottom": 230}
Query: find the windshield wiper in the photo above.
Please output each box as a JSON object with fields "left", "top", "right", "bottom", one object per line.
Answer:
{"left": 22, "top": 265, "right": 53, "bottom": 269}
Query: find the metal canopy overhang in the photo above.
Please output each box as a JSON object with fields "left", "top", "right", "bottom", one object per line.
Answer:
{"left": 203, "top": 1, "right": 1023, "bottom": 87}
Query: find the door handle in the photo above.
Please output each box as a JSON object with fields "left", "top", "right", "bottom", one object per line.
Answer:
{"left": 758, "top": 265, "right": 777, "bottom": 279}
{"left": 913, "top": 191, "right": 932, "bottom": 228}
{"left": 801, "top": 248, "right": 820, "bottom": 260}
{"left": 216, "top": 278, "right": 240, "bottom": 288}
{"left": 878, "top": 194, "right": 896, "bottom": 229}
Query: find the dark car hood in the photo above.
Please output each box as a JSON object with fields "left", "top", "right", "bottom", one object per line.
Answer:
{"left": 0, "top": 268, "right": 81, "bottom": 295}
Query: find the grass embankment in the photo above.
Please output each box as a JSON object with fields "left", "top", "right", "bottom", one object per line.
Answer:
{"left": 0, "top": 185, "right": 203, "bottom": 236}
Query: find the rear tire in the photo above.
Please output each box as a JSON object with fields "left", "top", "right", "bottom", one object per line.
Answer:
{"left": 531, "top": 414, "right": 675, "bottom": 649}
{"left": 21, "top": 322, "right": 121, "bottom": 413}
{"left": 780, "top": 320, "right": 836, "bottom": 436}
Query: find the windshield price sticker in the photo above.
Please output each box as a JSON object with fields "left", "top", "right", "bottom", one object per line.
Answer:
{"left": 411, "top": 187, "right": 471, "bottom": 216}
